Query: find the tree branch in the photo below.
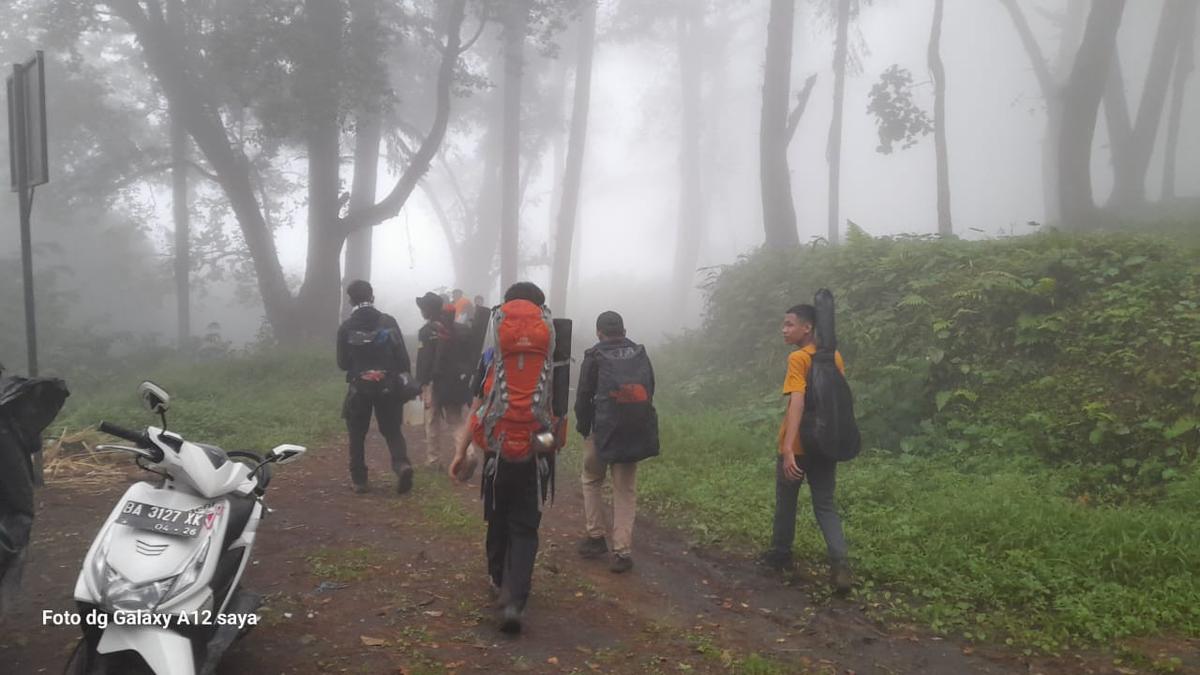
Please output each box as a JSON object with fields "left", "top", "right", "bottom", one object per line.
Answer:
{"left": 460, "top": 12, "right": 488, "bottom": 53}
{"left": 785, "top": 73, "right": 818, "bottom": 143}
{"left": 340, "top": 0, "right": 469, "bottom": 234}
{"left": 997, "top": 0, "right": 1057, "bottom": 98}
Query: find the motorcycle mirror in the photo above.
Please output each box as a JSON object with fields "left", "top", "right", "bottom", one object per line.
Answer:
{"left": 270, "top": 444, "right": 306, "bottom": 465}
{"left": 138, "top": 381, "right": 171, "bottom": 415}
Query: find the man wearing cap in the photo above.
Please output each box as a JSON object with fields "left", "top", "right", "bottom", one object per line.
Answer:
{"left": 416, "top": 291, "right": 472, "bottom": 467}
{"left": 574, "top": 311, "right": 659, "bottom": 573}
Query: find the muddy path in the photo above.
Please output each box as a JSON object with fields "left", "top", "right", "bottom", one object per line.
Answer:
{"left": 2, "top": 433, "right": 1194, "bottom": 674}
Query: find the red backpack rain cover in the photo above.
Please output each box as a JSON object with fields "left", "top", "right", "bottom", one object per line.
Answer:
{"left": 470, "top": 299, "right": 559, "bottom": 462}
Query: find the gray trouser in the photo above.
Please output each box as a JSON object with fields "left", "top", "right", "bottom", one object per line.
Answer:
{"left": 770, "top": 453, "right": 848, "bottom": 563}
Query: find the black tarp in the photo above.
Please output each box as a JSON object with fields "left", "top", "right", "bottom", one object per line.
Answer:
{"left": 0, "top": 376, "right": 69, "bottom": 611}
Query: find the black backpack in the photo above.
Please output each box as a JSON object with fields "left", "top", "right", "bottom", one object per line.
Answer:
{"left": 592, "top": 343, "right": 660, "bottom": 464}
{"left": 347, "top": 316, "right": 415, "bottom": 399}
{"left": 799, "top": 289, "right": 861, "bottom": 462}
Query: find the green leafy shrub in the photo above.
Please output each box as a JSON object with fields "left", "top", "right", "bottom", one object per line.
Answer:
{"left": 660, "top": 228, "right": 1200, "bottom": 498}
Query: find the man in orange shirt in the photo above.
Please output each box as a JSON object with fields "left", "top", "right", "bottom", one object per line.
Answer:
{"left": 760, "top": 304, "right": 852, "bottom": 594}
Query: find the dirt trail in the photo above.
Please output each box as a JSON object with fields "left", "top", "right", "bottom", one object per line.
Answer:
{"left": 1, "top": 434, "right": 1193, "bottom": 674}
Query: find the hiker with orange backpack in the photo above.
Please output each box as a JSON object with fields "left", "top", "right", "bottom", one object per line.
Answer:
{"left": 448, "top": 282, "right": 570, "bottom": 634}
{"left": 575, "top": 311, "right": 659, "bottom": 574}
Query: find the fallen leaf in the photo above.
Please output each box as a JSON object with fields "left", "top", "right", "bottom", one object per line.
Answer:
{"left": 423, "top": 610, "right": 444, "bottom": 618}
{"left": 360, "top": 635, "right": 389, "bottom": 647}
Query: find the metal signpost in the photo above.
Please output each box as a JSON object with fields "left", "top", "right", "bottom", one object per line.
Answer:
{"left": 8, "top": 51, "right": 49, "bottom": 483}
{"left": 8, "top": 51, "right": 49, "bottom": 376}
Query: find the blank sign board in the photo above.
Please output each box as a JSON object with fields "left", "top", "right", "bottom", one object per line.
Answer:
{"left": 7, "top": 51, "right": 49, "bottom": 192}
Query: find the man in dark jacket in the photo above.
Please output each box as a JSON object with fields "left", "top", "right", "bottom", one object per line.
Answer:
{"left": 574, "top": 311, "right": 659, "bottom": 573}
{"left": 416, "top": 291, "right": 472, "bottom": 468}
{"left": 337, "top": 280, "right": 415, "bottom": 495}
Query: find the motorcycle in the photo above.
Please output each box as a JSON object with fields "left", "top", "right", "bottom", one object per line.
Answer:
{"left": 66, "top": 381, "right": 305, "bottom": 675}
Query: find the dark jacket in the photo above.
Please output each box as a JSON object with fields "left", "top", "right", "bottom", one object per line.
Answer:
{"left": 575, "top": 337, "right": 659, "bottom": 464}
{"left": 416, "top": 311, "right": 472, "bottom": 407}
{"left": 336, "top": 305, "right": 411, "bottom": 383}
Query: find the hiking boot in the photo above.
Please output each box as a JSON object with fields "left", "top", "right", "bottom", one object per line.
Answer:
{"left": 351, "top": 482, "right": 370, "bottom": 494}
{"left": 830, "top": 560, "right": 854, "bottom": 596}
{"left": 577, "top": 536, "right": 608, "bottom": 559}
{"left": 609, "top": 554, "right": 634, "bottom": 574}
{"left": 499, "top": 603, "right": 522, "bottom": 634}
{"left": 395, "top": 465, "right": 414, "bottom": 495}
{"left": 756, "top": 549, "right": 792, "bottom": 572}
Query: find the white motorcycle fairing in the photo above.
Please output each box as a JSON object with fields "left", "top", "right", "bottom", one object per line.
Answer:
{"left": 144, "top": 427, "right": 258, "bottom": 499}
{"left": 96, "top": 625, "right": 194, "bottom": 675}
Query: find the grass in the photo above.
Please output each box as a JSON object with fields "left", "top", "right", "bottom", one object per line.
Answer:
{"left": 48, "top": 347, "right": 1200, "bottom": 655}
{"left": 637, "top": 406, "right": 1200, "bottom": 652}
{"left": 55, "top": 349, "right": 346, "bottom": 453}
{"left": 305, "top": 546, "right": 388, "bottom": 582}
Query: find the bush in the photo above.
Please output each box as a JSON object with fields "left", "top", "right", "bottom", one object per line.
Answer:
{"left": 660, "top": 227, "right": 1200, "bottom": 499}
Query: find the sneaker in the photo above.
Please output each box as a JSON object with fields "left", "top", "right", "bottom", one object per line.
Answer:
{"left": 830, "top": 560, "right": 854, "bottom": 595}
{"left": 499, "top": 603, "right": 522, "bottom": 634}
{"left": 609, "top": 554, "right": 633, "bottom": 574}
{"left": 577, "top": 536, "right": 608, "bottom": 559}
{"left": 351, "top": 482, "right": 370, "bottom": 494}
{"left": 755, "top": 549, "right": 792, "bottom": 571}
{"left": 395, "top": 465, "right": 414, "bottom": 495}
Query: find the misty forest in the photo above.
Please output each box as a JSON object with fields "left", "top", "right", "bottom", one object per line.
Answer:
{"left": 2, "top": 0, "right": 1200, "bottom": 673}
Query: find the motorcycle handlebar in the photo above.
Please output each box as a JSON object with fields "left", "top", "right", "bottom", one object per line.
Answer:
{"left": 98, "top": 421, "right": 152, "bottom": 449}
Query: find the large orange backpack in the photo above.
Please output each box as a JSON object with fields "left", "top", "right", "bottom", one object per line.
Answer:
{"left": 470, "top": 299, "right": 558, "bottom": 462}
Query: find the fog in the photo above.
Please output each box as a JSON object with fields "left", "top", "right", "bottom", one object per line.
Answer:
{"left": 2, "top": 0, "right": 1198, "bottom": 362}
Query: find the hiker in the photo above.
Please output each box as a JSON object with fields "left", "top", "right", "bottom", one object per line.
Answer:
{"left": 416, "top": 291, "right": 472, "bottom": 468}
{"left": 451, "top": 288, "right": 473, "bottom": 325}
{"left": 574, "top": 311, "right": 659, "bottom": 573}
{"left": 448, "top": 281, "right": 564, "bottom": 635}
{"left": 759, "top": 303, "right": 853, "bottom": 594}
{"left": 336, "top": 280, "right": 417, "bottom": 495}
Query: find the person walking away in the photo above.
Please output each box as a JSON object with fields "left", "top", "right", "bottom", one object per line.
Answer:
{"left": 574, "top": 311, "right": 659, "bottom": 573}
{"left": 759, "top": 303, "right": 854, "bottom": 594}
{"left": 416, "top": 292, "right": 473, "bottom": 468}
{"left": 337, "top": 280, "right": 417, "bottom": 495}
{"left": 448, "top": 281, "right": 564, "bottom": 635}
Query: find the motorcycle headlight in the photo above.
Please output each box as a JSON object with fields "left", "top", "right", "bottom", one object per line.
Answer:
{"left": 161, "top": 539, "right": 211, "bottom": 605}
{"left": 98, "top": 539, "right": 211, "bottom": 612}
{"left": 100, "top": 565, "right": 174, "bottom": 613}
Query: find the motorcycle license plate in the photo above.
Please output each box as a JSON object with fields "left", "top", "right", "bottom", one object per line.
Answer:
{"left": 116, "top": 500, "right": 204, "bottom": 538}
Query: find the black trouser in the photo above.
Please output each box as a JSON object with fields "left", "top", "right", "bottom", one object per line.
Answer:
{"left": 343, "top": 387, "right": 410, "bottom": 486}
{"left": 770, "top": 453, "right": 849, "bottom": 563}
{"left": 482, "top": 457, "right": 543, "bottom": 611}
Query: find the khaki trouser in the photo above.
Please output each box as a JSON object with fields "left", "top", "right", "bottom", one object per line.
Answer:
{"left": 423, "top": 400, "right": 463, "bottom": 468}
{"left": 581, "top": 437, "right": 638, "bottom": 556}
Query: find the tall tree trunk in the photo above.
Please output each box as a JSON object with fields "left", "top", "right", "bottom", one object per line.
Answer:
{"left": 547, "top": 50, "right": 569, "bottom": 245}
{"left": 1059, "top": 0, "right": 1127, "bottom": 230}
{"left": 461, "top": 101, "right": 504, "bottom": 297}
{"left": 294, "top": 0, "right": 344, "bottom": 340}
{"left": 550, "top": 2, "right": 596, "bottom": 316}
{"left": 499, "top": 2, "right": 528, "bottom": 291}
{"left": 1107, "top": 0, "right": 1191, "bottom": 209}
{"left": 1162, "top": 1, "right": 1197, "bottom": 201}
{"left": 342, "top": 0, "right": 383, "bottom": 317}
{"left": 167, "top": 0, "right": 190, "bottom": 346}
{"left": 998, "top": 0, "right": 1085, "bottom": 224}
{"left": 672, "top": 1, "right": 706, "bottom": 323}
{"left": 760, "top": 0, "right": 799, "bottom": 249}
{"left": 928, "top": 0, "right": 952, "bottom": 235}
{"left": 342, "top": 110, "right": 381, "bottom": 309}
{"left": 826, "top": 0, "right": 851, "bottom": 245}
